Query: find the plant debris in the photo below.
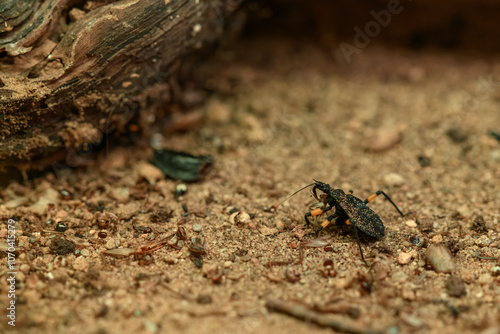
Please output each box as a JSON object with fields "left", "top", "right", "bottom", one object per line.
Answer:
{"left": 152, "top": 149, "right": 213, "bottom": 181}
{"left": 266, "top": 299, "right": 384, "bottom": 334}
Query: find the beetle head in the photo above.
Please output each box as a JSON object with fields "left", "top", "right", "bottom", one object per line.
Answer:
{"left": 313, "top": 179, "right": 332, "bottom": 193}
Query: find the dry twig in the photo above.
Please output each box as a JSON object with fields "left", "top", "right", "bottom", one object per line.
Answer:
{"left": 266, "top": 299, "right": 384, "bottom": 334}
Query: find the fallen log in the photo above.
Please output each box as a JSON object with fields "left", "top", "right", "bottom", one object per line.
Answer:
{"left": 0, "top": 0, "right": 241, "bottom": 170}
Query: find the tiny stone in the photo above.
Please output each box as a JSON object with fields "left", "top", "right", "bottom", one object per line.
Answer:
{"left": 405, "top": 220, "right": 417, "bottom": 228}
{"left": 384, "top": 173, "right": 405, "bottom": 187}
{"left": 175, "top": 183, "right": 187, "bottom": 197}
{"left": 401, "top": 313, "right": 424, "bottom": 328}
{"left": 347, "top": 307, "right": 360, "bottom": 319}
{"left": 20, "top": 264, "right": 30, "bottom": 274}
{"left": 16, "top": 272, "right": 25, "bottom": 282}
{"left": 430, "top": 234, "right": 443, "bottom": 244}
{"left": 364, "top": 128, "right": 403, "bottom": 152}
{"left": 105, "top": 237, "right": 120, "bottom": 250}
{"left": 60, "top": 189, "right": 72, "bottom": 199}
{"left": 193, "top": 224, "right": 202, "bottom": 232}
{"left": 446, "top": 275, "right": 466, "bottom": 298}
{"left": 490, "top": 149, "right": 500, "bottom": 162}
{"left": 223, "top": 261, "right": 232, "bottom": 268}
{"left": 490, "top": 266, "right": 500, "bottom": 277}
{"left": 237, "top": 212, "right": 251, "bottom": 224}
{"left": 193, "top": 257, "right": 203, "bottom": 268}
{"left": 398, "top": 252, "right": 413, "bottom": 265}
{"left": 80, "top": 249, "right": 90, "bottom": 257}
{"left": 196, "top": 294, "right": 213, "bottom": 304}
{"left": 425, "top": 244, "right": 455, "bottom": 273}
{"left": 410, "top": 235, "right": 424, "bottom": 247}
{"left": 475, "top": 235, "right": 492, "bottom": 247}
{"left": 417, "top": 155, "right": 430, "bottom": 167}
{"left": 446, "top": 126, "right": 468, "bottom": 143}
{"left": 225, "top": 206, "right": 237, "bottom": 214}
{"left": 143, "top": 319, "right": 158, "bottom": 334}
{"left": 55, "top": 222, "right": 67, "bottom": 232}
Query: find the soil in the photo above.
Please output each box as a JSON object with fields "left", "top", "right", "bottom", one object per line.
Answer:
{"left": 1, "top": 31, "right": 500, "bottom": 334}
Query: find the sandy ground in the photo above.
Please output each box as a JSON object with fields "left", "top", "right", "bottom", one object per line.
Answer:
{"left": 1, "top": 33, "right": 500, "bottom": 334}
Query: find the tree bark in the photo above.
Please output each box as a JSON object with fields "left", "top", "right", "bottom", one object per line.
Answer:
{"left": 0, "top": 0, "right": 241, "bottom": 170}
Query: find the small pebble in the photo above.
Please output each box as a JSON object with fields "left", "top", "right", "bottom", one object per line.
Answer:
{"left": 196, "top": 294, "right": 213, "bottom": 304}
{"left": 490, "top": 149, "right": 500, "bottom": 162}
{"left": 425, "top": 244, "right": 455, "bottom": 273}
{"left": 410, "top": 235, "right": 425, "bottom": 247}
{"left": 193, "top": 223, "right": 202, "bottom": 232}
{"left": 226, "top": 206, "right": 238, "bottom": 214}
{"left": 80, "top": 249, "right": 90, "bottom": 257}
{"left": 417, "top": 155, "right": 430, "bottom": 167}
{"left": 446, "top": 275, "right": 466, "bottom": 298}
{"left": 193, "top": 257, "right": 203, "bottom": 268}
{"left": 446, "top": 126, "right": 468, "bottom": 143}
{"left": 475, "top": 235, "right": 492, "bottom": 247}
{"left": 143, "top": 319, "right": 158, "bottom": 334}
{"left": 364, "top": 128, "right": 403, "bottom": 152}
{"left": 490, "top": 266, "right": 500, "bottom": 277}
{"left": 237, "top": 212, "right": 251, "bottom": 224}
{"left": 398, "top": 251, "right": 413, "bottom": 265}
{"left": 55, "top": 222, "right": 67, "bottom": 232}
{"left": 175, "top": 183, "right": 187, "bottom": 197}
{"left": 324, "top": 245, "right": 334, "bottom": 252}
{"left": 430, "top": 234, "right": 443, "bottom": 243}
{"left": 384, "top": 173, "right": 405, "bottom": 187}
{"left": 405, "top": 220, "right": 417, "bottom": 228}
{"left": 60, "top": 189, "right": 72, "bottom": 200}
{"left": 401, "top": 313, "right": 424, "bottom": 328}
{"left": 20, "top": 264, "right": 30, "bottom": 274}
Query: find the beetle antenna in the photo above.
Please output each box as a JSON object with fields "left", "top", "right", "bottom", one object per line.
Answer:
{"left": 275, "top": 183, "right": 315, "bottom": 209}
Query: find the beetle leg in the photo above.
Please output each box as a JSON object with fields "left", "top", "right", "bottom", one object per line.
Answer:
{"left": 304, "top": 205, "right": 332, "bottom": 225}
{"left": 315, "top": 213, "right": 338, "bottom": 235}
{"left": 351, "top": 222, "right": 369, "bottom": 267}
{"left": 364, "top": 190, "right": 404, "bottom": 217}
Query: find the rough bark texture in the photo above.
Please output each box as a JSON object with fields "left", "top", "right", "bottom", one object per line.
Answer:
{"left": 0, "top": 0, "right": 240, "bottom": 169}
